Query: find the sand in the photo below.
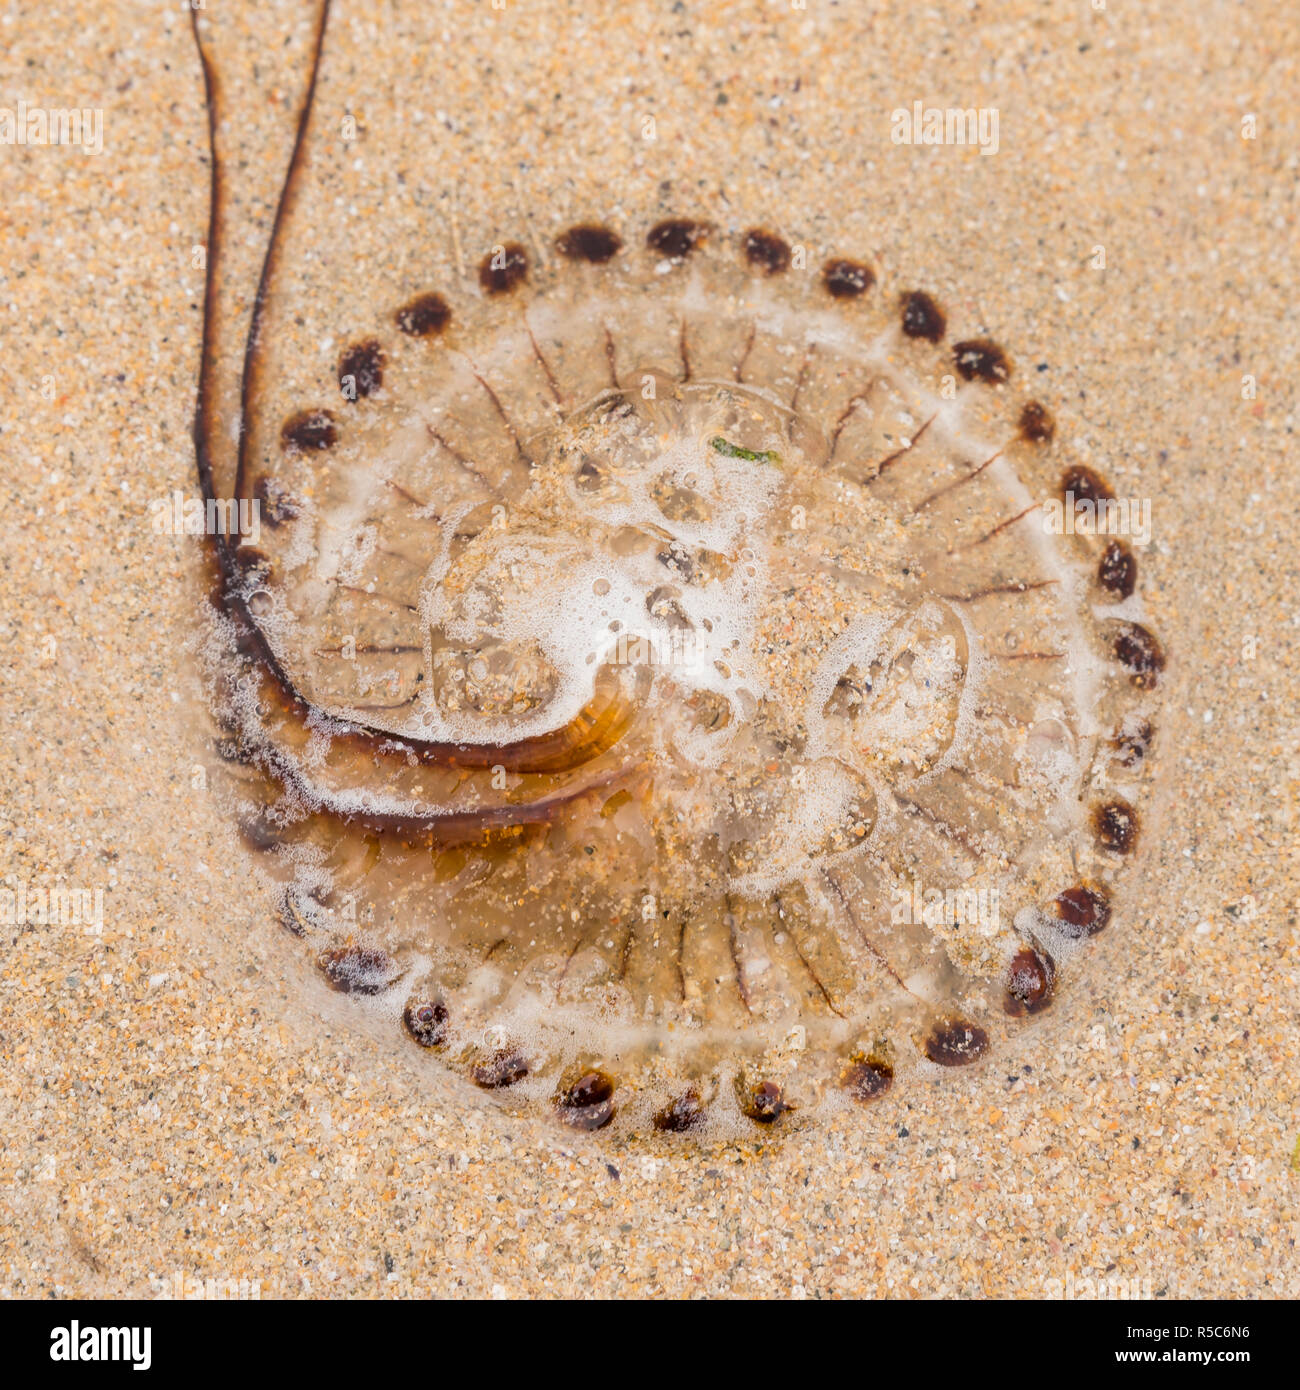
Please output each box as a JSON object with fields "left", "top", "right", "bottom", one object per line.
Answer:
{"left": 0, "top": 0, "right": 1296, "bottom": 1298}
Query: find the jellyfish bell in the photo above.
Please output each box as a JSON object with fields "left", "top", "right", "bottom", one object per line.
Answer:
{"left": 189, "top": 5, "right": 1165, "bottom": 1139}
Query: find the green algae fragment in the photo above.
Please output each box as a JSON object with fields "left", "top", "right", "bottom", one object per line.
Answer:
{"left": 709, "top": 435, "right": 780, "bottom": 465}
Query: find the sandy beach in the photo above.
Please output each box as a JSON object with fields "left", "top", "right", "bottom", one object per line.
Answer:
{"left": 0, "top": 0, "right": 1296, "bottom": 1298}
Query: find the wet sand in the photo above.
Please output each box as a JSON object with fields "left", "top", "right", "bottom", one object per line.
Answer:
{"left": 0, "top": 0, "right": 1296, "bottom": 1297}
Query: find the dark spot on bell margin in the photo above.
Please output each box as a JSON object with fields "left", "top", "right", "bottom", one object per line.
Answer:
{"left": 1098, "top": 539, "right": 1137, "bottom": 598}
{"left": 338, "top": 339, "right": 385, "bottom": 399}
{"left": 953, "top": 338, "right": 1011, "bottom": 384}
{"left": 822, "top": 257, "right": 875, "bottom": 298}
{"left": 841, "top": 1057, "right": 893, "bottom": 1103}
{"left": 478, "top": 242, "right": 528, "bottom": 295}
{"left": 1018, "top": 400, "right": 1056, "bottom": 443}
{"left": 1003, "top": 947, "right": 1056, "bottom": 1017}
{"left": 1112, "top": 621, "right": 1164, "bottom": 688}
{"left": 646, "top": 218, "right": 708, "bottom": 259}
{"left": 556, "top": 1070, "right": 616, "bottom": 1130}
{"left": 900, "top": 290, "right": 946, "bottom": 342}
{"left": 395, "top": 292, "right": 451, "bottom": 338}
{"left": 743, "top": 227, "right": 791, "bottom": 275}
{"left": 1053, "top": 884, "right": 1112, "bottom": 938}
{"left": 1094, "top": 798, "right": 1139, "bottom": 854}
{"left": 739, "top": 1079, "right": 789, "bottom": 1123}
{"left": 556, "top": 224, "right": 623, "bottom": 263}
{"left": 252, "top": 476, "right": 299, "bottom": 528}
{"left": 319, "top": 944, "right": 393, "bottom": 995}
{"left": 281, "top": 408, "right": 337, "bottom": 451}
{"left": 653, "top": 1089, "right": 706, "bottom": 1132}
{"left": 402, "top": 998, "right": 449, "bottom": 1048}
{"left": 923, "top": 1018, "right": 990, "bottom": 1066}
{"left": 1060, "top": 464, "right": 1113, "bottom": 505}
{"left": 472, "top": 1048, "right": 528, "bottom": 1089}
{"left": 237, "top": 815, "right": 282, "bottom": 853}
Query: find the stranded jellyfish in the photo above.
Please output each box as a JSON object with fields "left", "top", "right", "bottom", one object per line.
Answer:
{"left": 189, "top": 4, "right": 1164, "bottom": 1139}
